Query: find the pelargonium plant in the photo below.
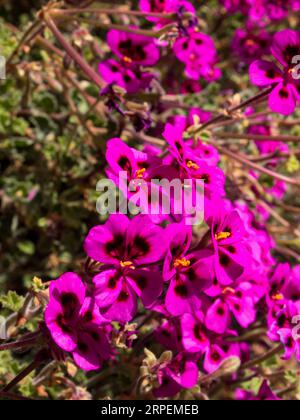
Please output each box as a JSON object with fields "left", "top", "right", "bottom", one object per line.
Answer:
{"left": 1, "top": 0, "right": 300, "bottom": 402}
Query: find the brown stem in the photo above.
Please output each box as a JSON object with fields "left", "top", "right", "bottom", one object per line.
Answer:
{"left": 215, "top": 132, "right": 300, "bottom": 143}
{"left": 3, "top": 358, "right": 41, "bottom": 392}
{"left": 241, "top": 344, "right": 284, "bottom": 370}
{"left": 51, "top": 8, "right": 190, "bottom": 20}
{"left": 197, "top": 88, "right": 273, "bottom": 133}
{"left": 226, "top": 328, "right": 267, "bottom": 343}
{"left": 0, "top": 390, "right": 33, "bottom": 400}
{"left": 210, "top": 111, "right": 273, "bottom": 129}
{"left": 0, "top": 332, "right": 40, "bottom": 352}
{"left": 276, "top": 246, "right": 300, "bottom": 263}
{"left": 7, "top": 20, "right": 42, "bottom": 65}
{"left": 126, "top": 129, "right": 166, "bottom": 147}
{"left": 76, "top": 18, "right": 175, "bottom": 38}
{"left": 256, "top": 199, "right": 290, "bottom": 228}
{"left": 43, "top": 13, "right": 105, "bottom": 89}
{"left": 214, "top": 142, "right": 300, "bottom": 187}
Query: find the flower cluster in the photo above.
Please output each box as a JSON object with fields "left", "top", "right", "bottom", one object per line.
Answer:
{"left": 99, "top": 0, "right": 220, "bottom": 98}
{"left": 250, "top": 30, "right": 300, "bottom": 115}
{"left": 44, "top": 107, "right": 300, "bottom": 397}
{"left": 9, "top": 0, "right": 299, "bottom": 401}
{"left": 99, "top": 30, "right": 159, "bottom": 94}
{"left": 221, "top": 0, "right": 300, "bottom": 24}
{"left": 45, "top": 273, "right": 111, "bottom": 371}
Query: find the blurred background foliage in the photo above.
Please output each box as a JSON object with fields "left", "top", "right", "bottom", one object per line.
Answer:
{"left": 0, "top": 1, "right": 111, "bottom": 294}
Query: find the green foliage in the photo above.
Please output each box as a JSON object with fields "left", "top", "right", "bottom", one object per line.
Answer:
{"left": 286, "top": 154, "right": 300, "bottom": 174}
{"left": 0, "top": 290, "right": 25, "bottom": 312}
{"left": 0, "top": 19, "right": 18, "bottom": 57}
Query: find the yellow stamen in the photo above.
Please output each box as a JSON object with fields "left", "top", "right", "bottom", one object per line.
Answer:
{"left": 288, "top": 68, "right": 298, "bottom": 79}
{"left": 222, "top": 287, "right": 235, "bottom": 295}
{"left": 174, "top": 258, "right": 191, "bottom": 268}
{"left": 123, "top": 56, "right": 132, "bottom": 64}
{"left": 186, "top": 160, "right": 199, "bottom": 170}
{"left": 215, "top": 231, "right": 231, "bottom": 241}
{"left": 136, "top": 168, "right": 146, "bottom": 179}
{"left": 120, "top": 261, "right": 136, "bottom": 270}
{"left": 272, "top": 293, "right": 284, "bottom": 301}
{"left": 245, "top": 39, "right": 256, "bottom": 48}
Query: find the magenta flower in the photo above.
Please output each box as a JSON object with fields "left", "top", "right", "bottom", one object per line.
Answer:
{"left": 283, "top": 265, "right": 300, "bottom": 306}
{"left": 139, "top": 0, "right": 195, "bottom": 26}
{"left": 203, "top": 338, "right": 240, "bottom": 374}
{"left": 99, "top": 59, "right": 154, "bottom": 94}
{"left": 181, "top": 312, "right": 210, "bottom": 354}
{"left": 163, "top": 123, "right": 225, "bottom": 199}
{"left": 168, "top": 108, "right": 212, "bottom": 129}
{"left": 205, "top": 283, "right": 256, "bottom": 334}
{"left": 84, "top": 214, "right": 166, "bottom": 321}
{"left": 105, "top": 137, "right": 177, "bottom": 214}
{"left": 250, "top": 30, "right": 300, "bottom": 115}
{"left": 163, "top": 222, "right": 193, "bottom": 281}
{"left": 267, "top": 263, "right": 300, "bottom": 329}
{"left": 93, "top": 268, "right": 163, "bottom": 322}
{"left": 232, "top": 28, "right": 270, "bottom": 65}
{"left": 179, "top": 80, "right": 202, "bottom": 94}
{"left": 220, "top": 0, "right": 245, "bottom": 14}
{"left": 174, "top": 30, "right": 216, "bottom": 64}
{"left": 263, "top": 0, "right": 300, "bottom": 21}
{"left": 207, "top": 208, "right": 250, "bottom": 287}
{"left": 221, "top": 0, "right": 299, "bottom": 23}
{"left": 268, "top": 302, "right": 300, "bottom": 362}
{"left": 164, "top": 222, "right": 214, "bottom": 316}
{"left": 165, "top": 262, "right": 212, "bottom": 314}
{"left": 155, "top": 319, "right": 183, "bottom": 352}
{"left": 107, "top": 30, "right": 160, "bottom": 66}
{"left": 167, "top": 112, "right": 220, "bottom": 167}
{"left": 153, "top": 352, "right": 199, "bottom": 398}
{"left": 45, "top": 273, "right": 111, "bottom": 371}
{"left": 173, "top": 29, "right": 220, "bottom": 81}
{"left": 106, "top": 138, "right": 165, "bottom": 183}
{"left": 85, "top": 213, "right": 167, "bottom": 268}
{"left": 180, "top": 311, "right": 241, "bottom": 373}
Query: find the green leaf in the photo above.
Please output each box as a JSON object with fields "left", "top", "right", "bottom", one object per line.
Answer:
{"left": 286, "top": 154, "right": 300, "bottom": 174}
{"left": 17, "top": 240, "right": 35, "bottom": 256}
{"left": 242, "top": 377, "right": 263, "bottom": 394}
{"left": 12, "top": 117, "right": 29, "bottom": 136}
{"left": 0, "top": 291, "right": 25, "bottom": 312}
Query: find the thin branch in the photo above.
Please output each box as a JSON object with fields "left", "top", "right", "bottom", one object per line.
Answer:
{"left": 214, "top": 142, "right": 300, "bottom": 187}
{"left": 0, "top": 332, "right": 41, "bottom": 352}
{"left": 3, "top": 359, "right": 41, "bottom": 392}
{"left": 50, "top": 7, "right": 191, "bottom": 20}
{"left": 75, "top": 18, "right": 175, "bottom": 38}
{"left": 195, "top": 88, "right": 272, "bottom": 133}
{"left": 215, "top": 132, "right": 300, "bottom": 143}
{"left": 241, "top": 344, "right": 284, "bottom": 370}
{"left": 43, "top": 13, "right": 105, "bottom": 89}
{"left": 7, "top": 20, "right": 42, "bottom": 65}
{"left": 0, "top": 390, "right": 34, "bottom": 400}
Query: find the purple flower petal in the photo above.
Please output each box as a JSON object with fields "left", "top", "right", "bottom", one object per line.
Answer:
{"left": 93, "top": 270, "right": 123, "bottom": 308}
{"left": 268, "top": 82, "right": 297, "bottom": 115}
{"left": 249, "top": 60, "right": 283, "bottom": 87}
{"left": 271, "top": 29, "right": 300, "bottom": 67}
